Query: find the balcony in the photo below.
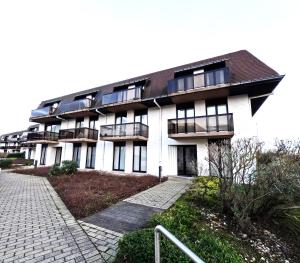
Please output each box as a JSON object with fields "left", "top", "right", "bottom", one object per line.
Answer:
{"left": 30, "top": 106, "right": 56, "bottom": 119}
{"left": 168, "top": 67, "right": 230, "bottom": 94}
{"left": 168, "top": 113, "right": 234, "bottom": 139}
{"left": 102, "top": 87, "right": 142, "bottom": 106}
{"left": 100, "top": 122, "right": 148, "bottom": 141}
{"left": 55, "top": 98, "right": 95, "bottom": 118}
{"left": 59, "top": 128, "right": 98, "bottom": 143}
{"left": 27, "top": 131, "right": 59, "bottom": 144}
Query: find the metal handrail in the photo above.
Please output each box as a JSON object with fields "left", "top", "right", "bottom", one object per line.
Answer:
{"left": 154, "top": 225, "right": 205, "bottom": 263}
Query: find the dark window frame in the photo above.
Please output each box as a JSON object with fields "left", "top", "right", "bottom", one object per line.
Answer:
{"left": 133, "top": 141, "right": 147, "bottom": 173}
{"left": 86, "top": 143, "right": 96, "bottom": 169}
{"left": 113, "top": 142, "right": 125, "bottom": 171}
{"left": 55, "top": 147, "right": 62, "bottom": 165}
{"left": 40, "top": 144, "right": 47, "bottom": 165}
{"left": 134, "top": 109, "right": 148, "bottom": 125}
{"left": 72, "top": 143, "right": 81, "bottom": 167}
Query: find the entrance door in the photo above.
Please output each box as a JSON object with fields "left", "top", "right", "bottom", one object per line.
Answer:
{"left": 55, "top": 147, "right": 62, "bottom": 165}
{"left": 177, "top": 145, "right": 197, "bottom": 176}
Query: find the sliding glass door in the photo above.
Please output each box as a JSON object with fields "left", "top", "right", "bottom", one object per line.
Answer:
{"left": 113, "top": 142, "right": 125, "bottom": 171}
{"left": 72, "top": 144, "right": 81, "bottom": 167}
{"left": 133, "top": 142, "right": 147, "bottom": 173}
{"left": 40, "top": 144, "right": 47, "bottom": 165}
{"left": 177, "top": 145, "right": 197, "bottom": 176}
{"left": 86, "top": 143, "right": 96, "bottom": 169}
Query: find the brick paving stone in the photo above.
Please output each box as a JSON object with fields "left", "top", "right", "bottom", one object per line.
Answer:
{"left": 0, "top": 172, "right": 102, "bottom": 263}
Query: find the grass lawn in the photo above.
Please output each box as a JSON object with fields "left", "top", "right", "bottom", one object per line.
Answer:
{"left": 12, "top": 167, "right": 164, "bottom": 219}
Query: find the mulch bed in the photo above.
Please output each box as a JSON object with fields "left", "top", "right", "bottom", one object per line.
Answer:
{"left": 12, "top": 168, "right": 165, "bottom": 219}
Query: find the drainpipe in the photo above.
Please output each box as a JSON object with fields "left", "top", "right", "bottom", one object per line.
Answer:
{"left": 154, "top": 99, "right": 162, "bottom": 181}
{"left": 56, "top": 116, "right": 66, "bottom": 121}
{"left": 249, "top": 92, "right": 273, "bottom": 99}
{"left": 95, "top": 109, "right": 105, "bottom": 116}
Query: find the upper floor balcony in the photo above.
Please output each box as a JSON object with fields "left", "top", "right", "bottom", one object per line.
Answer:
{"left": 59, "top": 128, "right": 98, "bottom": 143}
{"left": 167, "top": 67, "right": 230, "bottom": 95}
{"left": 27, "top": 131, "right": 59, "bottom": 144}
{"left": 168, "top": 113, "right": 234, "bottom": 139}
{"left": 30, "top": 106, "right": 56, "bottom": 119}
{"left": 102, "top": 87, "right": 142, "bottom": 106}
{"left": 55, "top": 98, "right": 94, "bottom": 118}
{"left": 100, "top": 122, "right": 148, "bottom": 141}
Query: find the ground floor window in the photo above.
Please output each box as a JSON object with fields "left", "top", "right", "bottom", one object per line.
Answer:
{"left": 72, "top": 143, "right": 81, "bottom": 167}
{"left": 86, "top": 143, "right": 96, "bottom": 169}
{"left": 40, "top": 144, "right": 47, "bottom": 165}
{"left": 133, "top": 142, "right": 147, "bottom": 172}
{"left": 55, "top": 147, "right": 62, "bottom": 165}
{"left": 113, "top": 142, "right": 125, "bottom": 171}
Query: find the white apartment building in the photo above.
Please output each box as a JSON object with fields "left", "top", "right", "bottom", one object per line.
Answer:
{"left": 25, "top": 50, "right": 283, "bottom": 177}
{"left": 0, "top": 125, "right": 38, "bottom": 158}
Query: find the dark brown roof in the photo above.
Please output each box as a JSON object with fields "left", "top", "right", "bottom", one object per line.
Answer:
{"left": 38, "top": 50, "right": 281, "bottom": 107}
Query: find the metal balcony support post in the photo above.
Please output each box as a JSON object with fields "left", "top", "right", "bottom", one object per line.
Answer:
{"left": 154, "top": 225, "right": 205, "bottom": 263}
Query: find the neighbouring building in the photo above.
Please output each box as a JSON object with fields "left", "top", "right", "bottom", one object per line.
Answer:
{"left": 26, "top": 50, "right": 283, "bottom": 176}
{"left": 0, "top": 124, "right": 39, "bottom": 159}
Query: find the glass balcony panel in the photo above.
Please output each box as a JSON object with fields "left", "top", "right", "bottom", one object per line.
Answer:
{"left": 186, "top": 118, "right": 195, "bottom": 133}
{"left": 185, "top": 76, "right": 194, "bottom": 90}
{"left": 207, "top": 116, "right": 217, "bottom": 132}
{"left": 31, "top": 106, "right": 53, "bottom": 118}
{"left": 205, "top": 72, "right": 215, "bottom": 86}
{"left": 215, "top": 69, "right": 225, "bottom": 84}
{"left": 218, "top": 115, "right": 229, "bottom": 131}
{"left": 56, "top": 99, "right": 91, "bottom": 114}
{"left": 100, "top": 123, "right": 148, "bottom": 139}
{"left": 177, "top": 119, "right": 186, "bottom": 133}
{"left": 102, "top": 87, "right": 142, "bottom": 105}
{"left": 177, "top": 79, "right": 185, "bottom": 92}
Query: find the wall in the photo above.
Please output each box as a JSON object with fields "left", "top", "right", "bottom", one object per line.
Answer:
{"left": 31, "top": 95, "right": 254, "bottom": 176}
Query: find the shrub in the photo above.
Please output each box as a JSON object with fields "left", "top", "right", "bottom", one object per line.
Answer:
{"left": 48, "top": 164, "right": 62, "bottom": 176}
{"left": 116, "top": 200, "right": 244, "bottom": 263}
{"left": 61, "top": 160, "right": 77, "bottom": 175}
{"left": 207, "top": 138, "right": 300, "bottom": 233}
{"left": 0, "top": 159, "right": 13, "bottom": 169}
{"left": 7, "top": 152, "right": 25, "bottom": 159}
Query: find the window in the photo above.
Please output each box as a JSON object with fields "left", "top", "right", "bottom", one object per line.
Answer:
{"left": 115, "top": 112, "right": 127, "bottom": 124}
{"left": 206, "top": 99, "right": 229, "bottom": 132}
{"left": 40, "top": 144, "right": 47, "bottom": 165}
{"left": 113, "top": 142, "right": 125, "bottom": 171}
{"left": 55, "top": 147, "right": 62, "bottom": 165}
{"left": 176, "top": 103, "right": 195, "bottom": 133}
{"left": 133, "top": 142, "right": 147, "bottom": 173}
{"left": 45, "top": 122, "right": 61, "bottom": 133}
{"left": 86, "top": 144, "right": 96, "bottom": 169}
{"left": 72, "top": 144, "right": 81, "bottom": 167}
{"left": 89, "top": 116, "right": 98, "bottom": 130}
{"left": 134, "top": 109, "right": 148, "bottom": 125}
{"left": 76, "top": 118, "right": 84, "bottom": 128}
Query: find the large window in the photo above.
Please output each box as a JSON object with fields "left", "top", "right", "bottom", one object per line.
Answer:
{"left": 55, "top": 147, "right": 62, "bottom": 165}
{"left": 115, "top": 112, "right": 127, "bottom": 124}
{"left": 72, "top": 143, "right": 81, "bottom": 167}
{"left": 176, "top": 103, "right": 195, "bottom": 133}
{"left": 206, "top": 99, "right": 228, "bottom": 132}
{"left": 133, "top": 142, "right": 147, "bottom": 173}
{"left": 113, "top": 142, "right": 125, "bottom": 171}
{"left": 89, "top": 116, "right": 98, "bottom": 130}
{"left": 40, "top": 144, "right": 47, "bottom": 165}
{"left": 86, "top": 143, "right": 96, "bottom": 169}
{"left": 134, "top": 109, "right": 148, "bottom": 125}
{"left": 45, "top": 122, "right": 61, "bottom": 133}
{"left": 76, "top": 118, "right": 84, "bottom": 128}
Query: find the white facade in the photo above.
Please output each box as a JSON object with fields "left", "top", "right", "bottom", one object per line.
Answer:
{"left": 31, "top": 95, "right": 256, "bottom": 177}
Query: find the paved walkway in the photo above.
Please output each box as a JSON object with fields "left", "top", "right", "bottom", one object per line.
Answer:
{"left": 0, "top": 172, "right": 191, "bottom": 263}
{"left": 0, "top": 172, "right": 104, "bottom": 263}
{"left": 82, "top": 177, "right": 191, "bottom": 234}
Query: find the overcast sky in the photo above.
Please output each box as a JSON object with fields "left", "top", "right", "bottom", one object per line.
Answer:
{"left": 0, "top": 0, "right": 299, "bottom": 143}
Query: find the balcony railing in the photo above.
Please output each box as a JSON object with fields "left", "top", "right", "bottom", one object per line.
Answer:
{"left": 100, "top": 122, "right": 148, "bottom": 139}
{"left": 55, "top": 98, "right": 92, "bottom": 114}
{"left": 167, "top": 67, "right": 230, "bottom": 94}
{"left": 59, "top": 128, "right": 98, "bottom": 141}
{"left": 102, "top": 87, "right": 142, "bottom": 105}
{"left": 27, "top": 131, "right": 59, "bottom": 142}
{"left": 30, "top": 106, "right": 56, "bottom": 118}
{"left": 168, "top": 113, "right": 234, "bottom": 136}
